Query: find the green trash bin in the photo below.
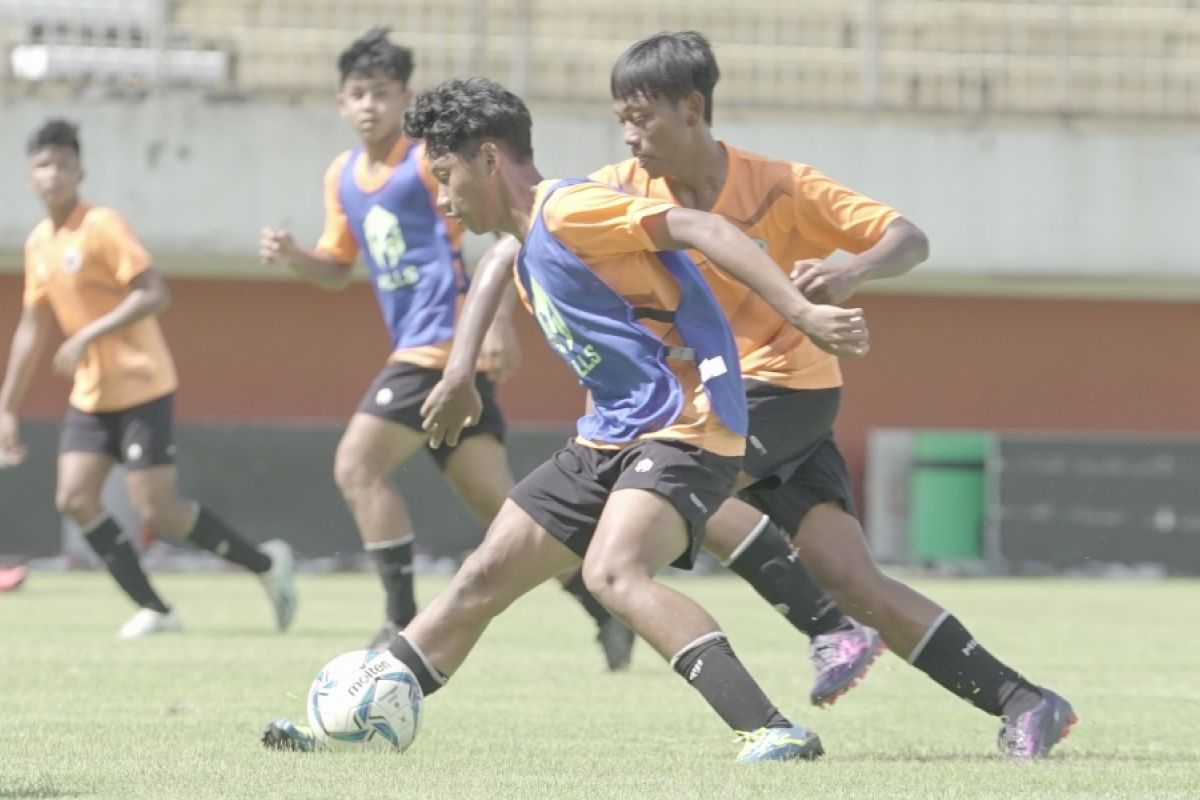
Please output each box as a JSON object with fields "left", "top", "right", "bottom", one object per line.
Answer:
{"left": 908, "top": 431, "right": 991, "bottom": 561}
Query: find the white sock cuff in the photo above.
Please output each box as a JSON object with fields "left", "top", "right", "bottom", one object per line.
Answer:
{"left": 364, "top": 535, "right": 415, "bottom": 551}
{"left": 721, "top": 515, "right": 772, "bottom": 568}
{"left": 668, "top": 631, "right": 728, "bottom": 671}
{"left": 394, "top": 632, "right": 447, "bottom": 686}
{"left": 906, "top": 610, "right": 951, "bottom": 665}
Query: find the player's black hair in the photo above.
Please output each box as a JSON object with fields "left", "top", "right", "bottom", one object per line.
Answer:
{"left": 27, "top": 118, "right": 81, "bottom": 157}
{"left": 404, "top": 77, "right": 534, "bottom": 161}
{"left": 610, "top": 31, "right": 720, "bottom": 125}
{"left": 338, "top": 27, "right": 414, "bottom": 87}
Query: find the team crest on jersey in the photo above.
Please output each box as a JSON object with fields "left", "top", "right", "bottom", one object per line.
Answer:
{"left": 61, "top": 249, "right": 83, "bottom": 274}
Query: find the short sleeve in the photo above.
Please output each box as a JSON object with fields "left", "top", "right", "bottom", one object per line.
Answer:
{"left": 792, "top": 165, "right": 901, "bottom": 254}
{"left": 541, "top": 182, "right": 677, "bottom": 260}
{"left": 92, "top": 210, "right": 153, "bottom": 285}
{"left": 314, "top": 152, "right": 359, "bottom": 264}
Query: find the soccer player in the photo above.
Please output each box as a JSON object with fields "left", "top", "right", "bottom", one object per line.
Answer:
{"left": 0, "top": 120, "right": 296, "bottom": 638}
{"left": 263, "top": 76, "right": 870, "bottom": 761}
{"left": 258, "top": 28, "right": 628, "bottom": 662}
{"left": 596, "top": 31, "right": 1076, "bottom": 758}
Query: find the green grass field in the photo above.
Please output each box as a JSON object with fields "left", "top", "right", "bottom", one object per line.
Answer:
{"left": 2, "top": 573, "right": 1198, "bottom": 800}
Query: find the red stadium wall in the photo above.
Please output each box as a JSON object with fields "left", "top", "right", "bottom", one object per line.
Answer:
{"left": 4, "top": 275, "right": 1198, "bottom": 505}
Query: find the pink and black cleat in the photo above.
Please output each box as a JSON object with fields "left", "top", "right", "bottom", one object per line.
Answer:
{"left": 809, "top": 619, "right": 886, "bottom": 707}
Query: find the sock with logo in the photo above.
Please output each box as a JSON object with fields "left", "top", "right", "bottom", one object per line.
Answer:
{"left": 388, "top": 632, "right": 448, "bottom": 697}
{"left": 909, "top": 612, "right": 1043, "bottom": 717}
{"left": 367, "top": 537, "right": 416, "bottom": 628}
{"left": 83, "top": 515, "right": 171, "bottom": 613}
{"left": 186, "top": 506, "right": 271, "bottom": 573}
{"left": 561, "top": 568, "right": 612, "bottom": 628}
{"left": 670, "top": 632, "right": 791, "bottom": 731}
{"left": 725, "top": 515, "right": 849, "bottom": 639}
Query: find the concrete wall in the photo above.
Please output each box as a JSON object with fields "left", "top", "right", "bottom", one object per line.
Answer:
{"left": 2, "top": 97, "right": 1199, "bottom": 279}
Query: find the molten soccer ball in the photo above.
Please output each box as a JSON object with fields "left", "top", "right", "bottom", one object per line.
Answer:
{"left": 306, "top": 649, "right": 423, "bottom": 751}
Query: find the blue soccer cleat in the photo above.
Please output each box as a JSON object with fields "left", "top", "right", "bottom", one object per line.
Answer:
{"left": 261, "top": 718, "right": 319, "bottom": 752}
{"left": 735, "top": 724, "right": 825, "bottom": 763}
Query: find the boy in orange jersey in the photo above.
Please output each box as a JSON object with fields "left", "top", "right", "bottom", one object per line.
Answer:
{"left": 0, "top": 120, "right": 296, "bottom": 638}
{"left": 258, "top": 29, "right": 626, "bottom": 664}
{"left": 595, "top": 32, "right": 1075, "bottom": 758}
{"left": 264, "top": 76, "right": 869, "bottom": 761}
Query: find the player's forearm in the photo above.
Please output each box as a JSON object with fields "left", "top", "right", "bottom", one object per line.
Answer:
{"left": 287, "top": 249, "right": 354, "bottom": 290}
{"left": 74, "top": 285, "right": 168, "bottom": 346}
{"left": 0, "top": 310, "right": 48, "bottom": 414}
{"left": 662, "top": 209, "right": 817, "bottom": 329}
{"left": 477, "top": 236, "right": 521, "bottom": 323}
{"left": 444, "top": 244, "right": 516, "bottom": 384}
{"left": 844, "top": 218, "right": 930, "bottom": 284}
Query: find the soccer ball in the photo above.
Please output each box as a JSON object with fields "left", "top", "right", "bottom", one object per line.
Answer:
{"left": 306, "top": 649, "right": 423, "bottom": 751}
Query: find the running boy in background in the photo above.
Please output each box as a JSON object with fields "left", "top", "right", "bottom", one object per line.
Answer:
{"left": 258, "top": 29, "right": 625, "bottom": 663}
{"left": 0, "top": 120, "right": 296, "bottom": 638}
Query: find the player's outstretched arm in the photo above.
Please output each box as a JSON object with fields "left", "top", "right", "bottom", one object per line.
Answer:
{"left": 0, "top": 303, "right": 51, "bottom": 467}
{"left": 643, "top": 208, "right": 869, "bottom": 358}
{"left": 792, "top": 217, "right": 930, "bottom": 305}
{"left": 420, "top": 234, "right": 522, "bottom": 448}
{"left": 259, "top": 228, "right": 353, "bottom": 290}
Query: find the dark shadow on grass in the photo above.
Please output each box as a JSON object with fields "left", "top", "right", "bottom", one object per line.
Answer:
{"left": 0, "top": 786, "right": 80, "bottom": 799}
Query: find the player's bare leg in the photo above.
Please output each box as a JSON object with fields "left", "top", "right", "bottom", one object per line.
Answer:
{"left": 580, "top": 488, "right": 823, "bottom": 761}
{"left": 334, "top": 412, "right": 426, "bottom": 644}
{"left": 58, "top": 451, "right": 175, "bottom": 636}
{"left": 393, "top": 499, "right": 580, "bottom": 677}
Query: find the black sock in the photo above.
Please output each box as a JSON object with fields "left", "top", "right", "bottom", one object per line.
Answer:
{"left": 671, "top": 633, "right": 791, "bottom": 732}
{"left": 186, "top": 506, "right": 271, "bottom": 573}
{"left": 726, "top": 516, "right": 847, "bottom": 639}
{"left": 84, "top": 516, "right": 170, "bottom": 614}
{"left": 562, "top": 568, "right": 612, "bottom": 629}
{"left": 388, "top": 632, "right": 448, "bottom": 697}
{"left": 367, "top": 538, "right": 416, "bottom": 627}
{"left": 910, "top": 613, "right": 1043, "bottom": 718}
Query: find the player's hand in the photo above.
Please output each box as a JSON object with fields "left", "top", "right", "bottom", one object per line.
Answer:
{"left": 791, "top": 258, "right": 862, "bottom": 305}
{"left": 420, "top": 377, "right": 483, "bottom": 449}
{"left": 793, "top": 304, "right": 869, "bottom": 359}
{"left": 0, "top": 412, "right": 26, "bottom": 468}
{"left": 260, "top": 228, "right": 298, "bottom": 265}
{"left": 480, "top": 318, "right": 522, "bottom": 384}
{"left": 52, "top": 335, "right": 89, "bottom": 377}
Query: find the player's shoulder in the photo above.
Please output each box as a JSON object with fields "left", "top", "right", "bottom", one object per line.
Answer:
{"left": 588, "top": 158, "right": 641, "bottom": 190}
{"left": 726, "top": 143, "right": 806, "bottom": 185}
{"left": 79, "top": 205, "right": 136, "bottom": 237}
{"left": 25, "top": 218, "right": 52, "bottom": 249}
{"left": 324, "top": 149, "right": 355, "bottom": 180}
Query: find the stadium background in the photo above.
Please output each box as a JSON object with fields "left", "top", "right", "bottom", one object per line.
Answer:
{"left": 1, "top": 0, "right": 1198, "bottom": 569}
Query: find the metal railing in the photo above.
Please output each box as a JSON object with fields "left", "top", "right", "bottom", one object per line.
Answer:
{"left": 1, "top": 0, "right": 1196, "bottom": 118}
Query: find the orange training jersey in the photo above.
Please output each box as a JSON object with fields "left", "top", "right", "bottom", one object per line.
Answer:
{"left": 524, "top": 179, "right": 744, "bottom": 457}
{"left": 315, "top": 136, "right": 472, "bottom": 370}
{"left": 590, "top": 143, "right": 900, "bottom": 389}
{"left": 23, "top": 204, "right": 177, "bottom": 412}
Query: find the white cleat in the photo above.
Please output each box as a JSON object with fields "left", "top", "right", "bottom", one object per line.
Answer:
{"left": 118, "top": 607, "right": 183, "bottom": 639}
{"left": 258, "top": 539, "right": 297, "bottom": 632}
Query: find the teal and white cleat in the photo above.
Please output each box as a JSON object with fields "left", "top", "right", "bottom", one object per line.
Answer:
{"left": 258, "top": 539, "right": 297, "bottom": 631}
{"left": 261, "top": 718, "right": 319, "bottom": 752}
{"left": 735, "top": 725, "right": 824, "bottom": 763}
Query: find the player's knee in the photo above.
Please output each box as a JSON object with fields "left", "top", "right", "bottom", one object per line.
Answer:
{"left": 55, "top": 486, "right": 100, "bottom": 522}
{"left": 580, "top": 557, "right": 648, "bottom": 614}
{"left": 444, "top": 544, "right": 513, "bottom": 620}
{"left": 130, "top": 492, "right": 179, "bottom": 533}
{"left": 333, "top": 456, "right": 384, "bottom": 499}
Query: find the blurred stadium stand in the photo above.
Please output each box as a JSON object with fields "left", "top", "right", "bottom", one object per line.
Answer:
{"left": 0, "top": 1, "right": 1196, "bottom": 117}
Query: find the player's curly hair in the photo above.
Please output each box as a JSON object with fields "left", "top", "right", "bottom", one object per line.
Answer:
{"left": 611, "top": 31, "right": 720, "bottom": 125}
{"left": 404, "top": 77, "right": 533, "bottom": 161}
{"left": 27, "top": 119, "right": 80, "bottom": 156}
{"left": 338, "top": 27, "right": 414, "bottom": 87}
